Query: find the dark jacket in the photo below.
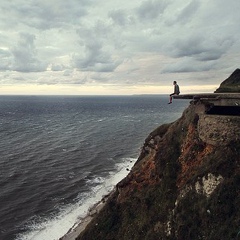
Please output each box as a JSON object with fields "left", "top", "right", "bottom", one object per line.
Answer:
{"left": 174, "top": 84, "right": 180, "bottom": 94}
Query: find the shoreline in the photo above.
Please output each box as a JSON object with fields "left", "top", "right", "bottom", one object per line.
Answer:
{"left": 59, "top": 190, "right": 114, "bottom": 240}
{"left": 58, "top": 159, "right": 135, "bottom": 240}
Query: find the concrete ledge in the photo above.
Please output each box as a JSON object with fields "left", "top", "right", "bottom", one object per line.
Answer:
{"left": 174, "top": 93, "right": 240, "bottom": 106}
{"left": 173, "top": 93, "right": 240, "bottom": 100}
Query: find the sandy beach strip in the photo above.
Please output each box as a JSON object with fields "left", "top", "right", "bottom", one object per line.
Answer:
{"left": 59, "top": 191, "right": 114, "bottom": 240}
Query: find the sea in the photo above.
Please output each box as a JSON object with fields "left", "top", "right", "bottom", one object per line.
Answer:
{"left": 0, "top": 95, "right": 189, "bottom": 240}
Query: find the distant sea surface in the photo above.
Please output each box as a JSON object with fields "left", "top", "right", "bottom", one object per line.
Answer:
{"left": 0, "top": 95, "right": 189, "bottom": 240}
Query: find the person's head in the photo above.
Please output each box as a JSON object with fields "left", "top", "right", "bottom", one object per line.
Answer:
{"left": 173, "top": 81, "right": 177, "bottom": 85}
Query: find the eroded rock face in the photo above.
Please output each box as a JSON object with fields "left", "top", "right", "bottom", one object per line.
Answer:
{"left": 198, "top": 114, "right": 240, "bottom": 146}
{"left": 77, "top": 102, "right": 240, "bottom": 240}
{"left": 195, "top": 173, "right": 223, "bottom": 198}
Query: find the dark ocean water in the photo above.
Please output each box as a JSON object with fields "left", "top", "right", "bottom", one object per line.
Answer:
{"left": 0, "top": 95, "right": 189, "bottom": 240}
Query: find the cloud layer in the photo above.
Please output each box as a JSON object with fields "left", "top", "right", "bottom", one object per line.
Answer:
{"left": 0, "top": 0, "right": 240, "bottom": 94}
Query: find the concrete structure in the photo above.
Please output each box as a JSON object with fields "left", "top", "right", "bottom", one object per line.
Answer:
{"left": 174, "top": 93, "right": 240, "bottom": 107}
{"left": 174, "top": 93, "right": 240, "bottom": 146}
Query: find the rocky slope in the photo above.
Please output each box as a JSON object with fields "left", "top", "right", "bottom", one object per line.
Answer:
{"left": 76, "top": 91, "right": 240, "bottom": 239}
{"left": 76, "top": 103, "right": 240, "bottom": 239}
{"left": 215, "top": 68, "right": 240, "bottom": 92}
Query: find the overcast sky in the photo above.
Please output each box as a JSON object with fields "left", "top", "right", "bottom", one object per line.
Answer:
{"left": 0, "top": 0, "right": 239, "bottom": 95}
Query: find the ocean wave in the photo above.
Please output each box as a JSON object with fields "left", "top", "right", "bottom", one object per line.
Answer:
{"left": 15, "top": 157, "right": 136, "bottom": 240}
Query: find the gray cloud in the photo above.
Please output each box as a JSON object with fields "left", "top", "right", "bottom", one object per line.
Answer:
{"left": 166, "top": 33, "right": 234, "bottom": 64}
{"left": 51, "top": 64, "right": 64, "bottom": 71}
{"left": 171, "top": 0, "right": 201, "bottom": 25}
{"left": 109, "top": 9, "right": 128, "bottom": 26}
{"left": 73, "top": 50, "right": 121, "bottom": 73}
{"left": 63, "top": 69, "right": 73, "bottom": 76}
{"left": 136, "top": 0, "right": 169, "bottom": 20}
{"left": 11, "top": 33, "right": 47, "bottom": 72}
{"left": 0, "top": 49, "right": 11, "bottom": 71}
{"left": 161, "top": 58, "right": 216, "bottom": 74}
{"left": 171, "top": 35, "right": 215, "bottom": 58}
{"left": 73, "top": 21, "right": 123, "bottom": 72}
{"left": 0, "top": 0, "right": 240, "bottom": 91}
{"left": 72, "top": 38, "right": 110, "bottom": 70}
{"left": 0, "top": 0, "right": 91, "bottom": 30}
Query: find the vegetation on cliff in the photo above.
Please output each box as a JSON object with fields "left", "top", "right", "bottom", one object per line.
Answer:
{"left": 215, "top": 68, "right": 240, "bottom": 93}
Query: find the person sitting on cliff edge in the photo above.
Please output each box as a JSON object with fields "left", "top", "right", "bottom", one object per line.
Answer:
{"left": 168, "top": 81, "right": 180, "bottom": 104}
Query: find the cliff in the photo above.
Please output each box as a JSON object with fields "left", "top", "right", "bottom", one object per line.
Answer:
{"left": 76, "top": 103, "right": 240, "bottom": 239}
{"left": 75, "top": 80, "right": 240, "bottom": 240}
{"left": 215, "top": 69, "right": 240, "bottom": 93}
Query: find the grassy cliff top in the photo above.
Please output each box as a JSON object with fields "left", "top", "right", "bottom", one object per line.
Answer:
{"left": 215, "top": 69, "right": 240, "bottom": 93}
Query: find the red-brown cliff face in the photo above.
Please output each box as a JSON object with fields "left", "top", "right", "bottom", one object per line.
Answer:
{"left": 77, "top": 99, "right": 240, "bottom": 240}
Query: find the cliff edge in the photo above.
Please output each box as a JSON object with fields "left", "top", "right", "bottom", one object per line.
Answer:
{"left": 76, "top": 77, "right": 240, "bottom": 240}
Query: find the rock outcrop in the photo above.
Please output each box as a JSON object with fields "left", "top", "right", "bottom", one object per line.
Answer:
{"left": 215, "top": 69, "right": 240, "bottom": 93}
{"left": 76, "top": 73, "right": 240, "bottom": 240}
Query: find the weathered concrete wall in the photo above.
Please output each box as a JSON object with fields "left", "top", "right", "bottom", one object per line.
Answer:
{"left": 208, "top": 98, "right": 240, "bottom": 106}
{"left": 198, "top": 114, "right": 240, "bottom": 146}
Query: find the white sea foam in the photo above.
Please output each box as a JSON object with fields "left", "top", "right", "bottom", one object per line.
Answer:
{"left": 16, "top": 157, "right": 136, "bottom": 240}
